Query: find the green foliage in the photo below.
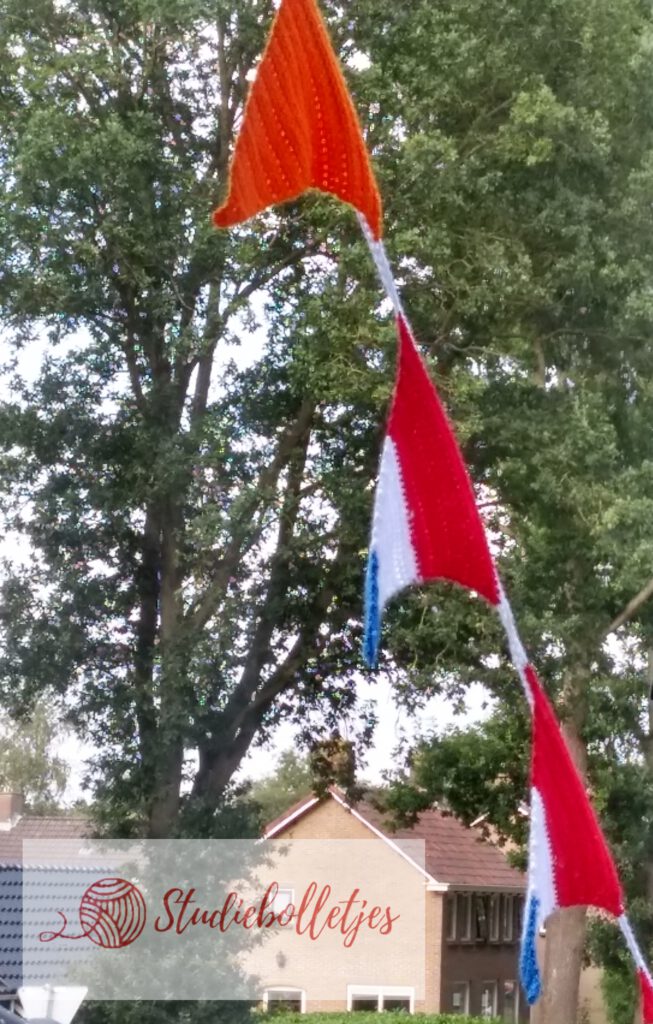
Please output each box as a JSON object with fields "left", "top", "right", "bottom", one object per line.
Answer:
{"left": 308, "top": 735, "right": 358, "bottom": 800}
{"left": 600, "top": 961, "right": 638, "bottom": 1024}
{"left": 78, "top": 1001, "right": 254, "bottom": 1024}
{"left": 384, "top": 708, "right": 529, "bottom": 865}
{"left": 5, "top": 1, "right": 653, "bottom": 1020}
{"left": 0, "top": 700, "right": 69, "bottom": 811}
{"left": 349, "top": 1, "right": 653, "bottom": 1016}
{"left": 81, "top": 1012, "right": 497, "bottom": 1024}
{"left": 0, "top": 0, "right": 384, "bottom": 837}
{"left": 247, "top": 749, "right": 312, "bottom": 824}
{"left": 256, "top": 1015, "right": 497, "bottom": 1024}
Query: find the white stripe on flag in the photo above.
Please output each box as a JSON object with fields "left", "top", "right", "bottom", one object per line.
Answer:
{"left": 530, "top": 787, "right": 558, "bottom": 927}
{"left": 371, "top": 436, "right": 419, "bottom": 612}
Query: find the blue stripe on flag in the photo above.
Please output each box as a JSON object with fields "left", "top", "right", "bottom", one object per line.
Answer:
{"left": 520, "top": 892, "right": 542, "bottom": 1005}
{"left": 363, "top": 549, "right": 380, "bottom": 668}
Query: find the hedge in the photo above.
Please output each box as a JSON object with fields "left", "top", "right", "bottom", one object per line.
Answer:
{"left": 256, "top": 1014, "right": 500, "bottom": 1024}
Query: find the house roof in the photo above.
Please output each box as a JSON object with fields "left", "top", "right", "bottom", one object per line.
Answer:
{"left": 0, "top": 863, "right": 103, "bottom": 993}
{"left": 0, "top": 816, "right": 96, "bottom": 993}
{"left": 0, "top": 816, "right": 90, "bottom": 865}
{"left": 265, "top": 788, "right": 524, "bottom": 891}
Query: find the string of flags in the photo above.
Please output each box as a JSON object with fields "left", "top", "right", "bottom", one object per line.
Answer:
{"left": 212, "top": 0, "right": 653, "bottom": 1016}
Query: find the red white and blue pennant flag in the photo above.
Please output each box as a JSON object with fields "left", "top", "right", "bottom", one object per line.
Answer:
{"left": 364, "top": 314, "right": 499, "bottom": 667}
{"left": 211, "top": 0, "right": 653, "bottom": 1017}
{"left": 520, "top": 665, "right": 624, "bottom": 1001}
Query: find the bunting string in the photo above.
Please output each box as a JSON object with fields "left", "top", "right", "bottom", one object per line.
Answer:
{"left": 212, "top": 0, "right": 653, "bottom": 1016}
{"left": 357, "top": 209, "right": 653, "bottom": 1018}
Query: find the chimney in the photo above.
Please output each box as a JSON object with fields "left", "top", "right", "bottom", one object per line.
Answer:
{"left": 0, "top": 793, "right": 24, "bottom": 830}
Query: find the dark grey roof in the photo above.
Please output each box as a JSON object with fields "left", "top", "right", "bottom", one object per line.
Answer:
{"left": 0, "top": 864, "right": 104, "bottom": 994}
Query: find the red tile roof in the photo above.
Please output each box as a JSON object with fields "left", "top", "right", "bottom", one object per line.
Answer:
{"left": 262, "top": 793, "right": 320, "bottom": 837}
{"left": 0, "top": 816, "right": 89, "bottom": 863}
{"left": 265, "top": 790, "right": 524, "bottom": 890}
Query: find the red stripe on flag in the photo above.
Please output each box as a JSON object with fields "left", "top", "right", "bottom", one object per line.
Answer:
{"left": 639, "top": 971, "right": 653, "bottom": 1024}
{"left": 387, "top": 315, "right": 499, "bottom": 605}
{"left": 527, "top": 665, "right": 623, "bottom": 916}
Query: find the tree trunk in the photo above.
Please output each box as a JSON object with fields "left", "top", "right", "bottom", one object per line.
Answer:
{"left": 536, "top": 907, "right": 588, "bottom": 1024}
{"left": 147, "top": 502, "right": 185, "bottom": 838}
{"left": 536, "top": 677, "right": 590, "bottom": 1024}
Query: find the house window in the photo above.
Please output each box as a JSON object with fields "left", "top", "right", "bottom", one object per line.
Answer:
{"left": 347, "top": 986, "right": 414, "bottom": 1012}
{"left": 502, "top": 895, "right": 514, "bottom": 942}
{"left": 350, "top": 997, "right": 378, "bottom": 1012}
{"left": 383, "top": 998, "right": 412, "bottom": 1012}
{"left": 475, "top": 895, "right": 488, "bottom": 941}
{"left": 272, "top": 887, "right": 295, "bottom": 922}
{"left": 450, "top": 982, "right": 470, "bottom": 1015}
{"left": 502, "top": 979, "right": 519, "bottom": 1022}
{"left": 264, "top": 988, "right": 305, "bottom": 1013}
{"left": 516, "top": 894, "right": 525, "bottom": 933}
{"left": 481, "top": 981, "right": 498, "bottom": 1018}
{"left": 489, "top": 894, "right": 501, "bottom": 942}
{"left": 456, "top": 893, "right": 472, "bottom": 941}
{"left": 445, "top": 894, "right": 457, "bottom": 941}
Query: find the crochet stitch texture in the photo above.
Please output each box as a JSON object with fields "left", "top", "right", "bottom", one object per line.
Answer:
{"left": 363, "top": 314, "right": 500, "bottom": 666}
{"left": 213, "top": 0, "right": 382, "bottom": 238}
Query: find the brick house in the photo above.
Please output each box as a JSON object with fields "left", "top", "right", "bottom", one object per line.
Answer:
{"left": 261, "top": 787, "right": 528, "bottom": 1020}
{"left": 0, "top": 790, "right": 607, "bottom": 1020}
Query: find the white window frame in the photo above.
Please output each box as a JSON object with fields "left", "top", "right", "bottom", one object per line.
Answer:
{"left": 502, "top": 894, "right": 514, "bottom": 942}
{"left": 271, "top": 887, "right": 295, "bottom": 917}
{"left": 347, "top": 985, "right": 415, "bottom": 1013}
{"left": 502, "top": 979, "right": 520, "bottom": 1022}
{"left": 263, "top": 988, "right": 306, "bottom": 1013}
{"left": 450, "top": 981, "right": 470, "bottom": 1015}
{"left": 480, "top": 980, "right": 498, "bottom": 1018}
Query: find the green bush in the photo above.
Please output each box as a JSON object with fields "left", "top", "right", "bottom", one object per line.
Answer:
{"left": 256, "top": 1014, "right": 499, "bottom": 1024}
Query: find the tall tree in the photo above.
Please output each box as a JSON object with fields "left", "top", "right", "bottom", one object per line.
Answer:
{"left": 0, "top": 37, "right": 652, "bottom": 1024}
{"left": 0, "top": 702, "right": 69, "bottom": 811}
{"left": 0, "top": 0, "right": 383, "bottom": 839}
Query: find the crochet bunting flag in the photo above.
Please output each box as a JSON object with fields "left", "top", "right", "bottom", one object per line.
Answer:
{"left": 212, "top": 0, "right": 382, "bottom": 238}
{"left": 519, "top": 665, "right": 624, "bottom": 1004}
{"left": 364, "top": 314, "right": 499, "bottom": 667}
{"left": 216, "top": 2, "right": 653, "bottom": 1016}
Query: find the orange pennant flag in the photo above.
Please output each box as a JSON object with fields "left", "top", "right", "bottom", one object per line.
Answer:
{"left": 212, "top": 0, "right": 382, "bottom": 239}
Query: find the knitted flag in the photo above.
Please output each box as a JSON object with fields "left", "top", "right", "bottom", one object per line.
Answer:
{"left": 364, "top": 314, "right": 500, "bottom": 666}
{"left": 212, "top": 0, "right": 382, "bottom": 239}
{"left": 520, "top": 665, "right": 624, "bottom": 1004}
{"left": 640, "top": 971, "right": 653, "bottom": 1024}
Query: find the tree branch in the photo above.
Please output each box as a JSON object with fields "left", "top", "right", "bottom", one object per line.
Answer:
{"left": 184, "top": 398, "right": 316, "bottom": 634}
{"left": 222, "top": 244, "right": 317, "bottom": 323}
{"left": 192, "top": 532, "right": 354, "bottom": 802}
{"left": 603, "top": 575, "right": 653, "bottom": 638}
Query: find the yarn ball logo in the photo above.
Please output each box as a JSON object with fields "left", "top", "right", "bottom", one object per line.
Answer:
{"left": 40, "top": 877, "right": 147, "bottom": 949}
